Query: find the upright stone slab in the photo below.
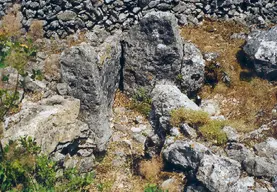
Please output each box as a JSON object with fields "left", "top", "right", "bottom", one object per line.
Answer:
{"left": 122, "top": 11, "right": 184, "bottom": 93}
{"left": 61, "top": 31, "right": 122, "bottom": 152}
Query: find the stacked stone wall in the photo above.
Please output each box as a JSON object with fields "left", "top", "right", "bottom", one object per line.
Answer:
{"left": 1, "top": 0, "right": 277, "bottom": 37}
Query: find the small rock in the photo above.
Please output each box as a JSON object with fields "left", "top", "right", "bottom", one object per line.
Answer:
{"left": 200, "top": 99, "right": 220, "bottom": 116}
{"left": 222, "top": 126, "right": 239, "bottom": 142}
{"left": 57, "top": 83, "right": 68, "bottom": 95}
{"left": 204, "top": 52, "right": 220, "bottom": 62}
{"left": 181, "top": 123, "right": 197, "bottom": 139}
{"left": 133, "top": 134, "right": 146, "bottom": 144}
{"left": 225, "top": 143, "right": 254, "bottom": 163}
{"left": 114, "top": 124, "right": 128, "bottom": 132}
{"left": 134, "top": 115, "right": 144, "bottom": 124}
{"left": 161, "top": 178, "right": 182, "bottom": 191}
{"left": 131, "top": 127, "right": 142, "bottom": 133}
{"left": 170, "top": 127, "right": 181, "bottom": 137}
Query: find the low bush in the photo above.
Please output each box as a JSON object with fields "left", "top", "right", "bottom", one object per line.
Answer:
{"left": 199, "top": 120, "right": 228, "bottom": 145}
{"left": 170, "top": 108, "right": 210, "bottom": 127}
{"left": 0, "top": 136, "right": 94, "bottom": 191}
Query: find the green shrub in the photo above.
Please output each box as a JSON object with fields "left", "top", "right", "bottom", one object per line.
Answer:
{"left": 199, "top": 120, "right": 228, "bottom": 145}
{"left": 130, "top": 88, "right": 152, "bottom": 117}
{"left": 170, "top": 108, "right": 210, "bottom": 127}
{"left": 0, "top": 35, "right": 38, "bottom": 121}
{"left": 0, "top": 136, "right": 94, "bottom": 192}
{"left": 130, "top": 102, "right": 152, "bottom": 117}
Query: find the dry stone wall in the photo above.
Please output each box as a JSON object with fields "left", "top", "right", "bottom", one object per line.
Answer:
{"left": 0, "top": 0, "right": 14, "bottom": 17}
{"left": 1, "top": 0, "right": 277, "bottom": 37}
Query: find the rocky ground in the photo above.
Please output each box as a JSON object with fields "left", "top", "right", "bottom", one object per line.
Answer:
{"left": 1, "top": 1, "right": 277, "bottom": 192}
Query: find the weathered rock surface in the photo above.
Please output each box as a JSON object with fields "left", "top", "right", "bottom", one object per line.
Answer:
{"left": 163, "top": 140, "right": 211, "bottom": 172}
{"left": 184, "top": 183, "right": 209, "bottom": 192}
{"left": 2, "top": 95, "right": 87, "bottom": 155}
{"left": 196, "top": 154, "right": 241, "bottom": 192}
{"left": 181, "top": 123, "right": 197, "bottom": 139}
{"left": 222, "top": 126, "right": 239, "bottom": 142}
{"left": 243, "top": 156, "right": 277, "bottom": 177}
{"left": 151, "top": 84, "right": 200, "bottom": 134}
{"left": 180, "top": 41, "right": 205, "bottom": 93}
{"left": 225, "top": 142, "right": 254, "bottom": 163}
{"left": 122, "top": 11, "right": 205, "bottom": 94}
{"left": 61, "top": 31, "right": 122, "bottom": 152}
{"left": 229, "top": 177, "right": 255, "bottom": 192}
{"left": 123, "top": 11, "right": 183, "bottom": 93}
{"left": 254, "top": 137, "right": 277, "bottom": 160}
{"left": 200, "top": 99, "right": 221, "bottom": 116}
{"left": 243, "top": 26, "right": 277, "bottom": 80}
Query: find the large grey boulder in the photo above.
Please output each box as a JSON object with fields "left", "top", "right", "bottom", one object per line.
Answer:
{"left": 123, "top": 11, "right": 204, "bottom": 94}
{"left": 254, "top": 137, "right": 277, "bottom": 160}
{"left": 243, "top": 156, "right": 277, "bottom": 177}
{"left": 225, "top": 142, "right": 254, "bottom": 163}
{"left": 163, "top": 140, "right": 212, "bottom": 172}
{"left": 196, "top": 154, "right": 241, "bottom": 192}
{"left": 243, "top": 26, "right": 277, "bottom": 80}
{"left": 151, "top": 84, "right": 200, "bottom": 133}
{"left": 2, "top": 95, "right": 87, "bottom": 155}
{"left": 61, "top": 31, "right": 122, "bottom": 152}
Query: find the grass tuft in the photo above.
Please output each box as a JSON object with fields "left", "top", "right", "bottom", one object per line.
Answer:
{"left": 170, "top": 108, "right": 210, "bottom": 127}
{"left": 199, "top": 120, "right": 227, "bottom": 145}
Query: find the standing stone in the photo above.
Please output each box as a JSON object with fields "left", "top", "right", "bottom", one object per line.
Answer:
{"left": 122, "top": 11, "right": 183, "bottom": 93}
{"left": 61, "top": 31, "right": 122, "bottom": 152}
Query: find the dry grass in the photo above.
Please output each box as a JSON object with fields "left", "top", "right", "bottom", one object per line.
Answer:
{"left": 43, "top": 54, "right": 61, "bottom": 81}
{"left": 113, "top": 90, "right": 132, "bottom": 108}
{"left": 139, "top": 157, "right": 163, "bottom": 182}
{"left": 0, "top": 4, "right": 22, "bottom": 37}
{"left": 28, "top": 20, "right": 44, "bottom": 40}
{"left": 181, "top": 20, "right": 277, "bottom": 131}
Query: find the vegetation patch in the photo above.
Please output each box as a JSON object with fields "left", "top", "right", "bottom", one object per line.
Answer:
{"left": 170, "top": 108, "right": 210, "bottom": 127}
{"left": 170, "top": 107, "right": 227, "bottom": 145}
{"left": 139, "top": 157, "right": 163, "bottom": 182}
{"left": 0, "top": 137, "right": 94, "bottom": 191}
{"left": 144, "top": 184, "right": 166, "bottom": 192}
{"left": 181, "top": 19, "right": 277, "bottom": 130}
{"left": 199, "top": 120, "right": 228, "bottom": 145}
